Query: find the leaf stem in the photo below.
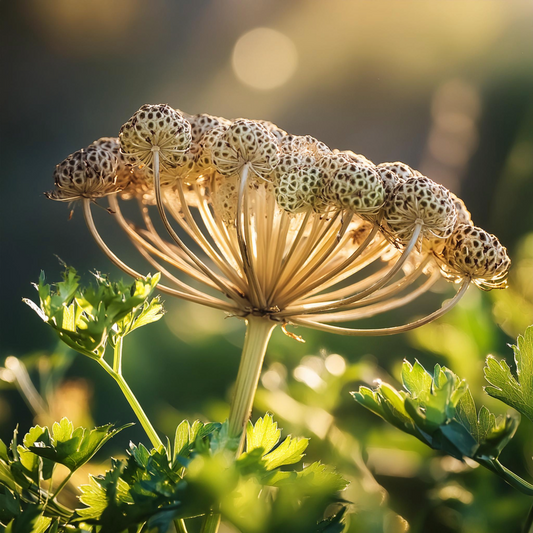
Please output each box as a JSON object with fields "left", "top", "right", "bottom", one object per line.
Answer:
{"left": 99, "top": 359, "right": 163, "bottom": 449}
{"left": 51, "top": 470, "right": 74, "bottom": 501}
{"left": 113, "top": 336, "right": 123, "bottom": 374}
{"left": 174, "top": 518, "right": 189, "bottom": 533}
{"left": 478, "top": 458, "right": 533, "bottom": 496}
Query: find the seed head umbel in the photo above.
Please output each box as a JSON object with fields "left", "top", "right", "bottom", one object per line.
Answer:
{"left": 45, "top": 103, "right": 511, "bottom": 339}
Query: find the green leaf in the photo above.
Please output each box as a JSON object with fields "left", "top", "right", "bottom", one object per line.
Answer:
{"left": 0, "top": 485, "right": 21, "bottom": 525}
{"left": 296, "top": 462, "right": 348, "bottom": 493}
{"left": 484, "top": 326, "right": 533, "bottom": 422}
{"left": 17, "top": 426, "right": 54, "bottom": 482}
{"left": 402, "top": 359, "right": 433, "bottom": 397}
{"left": 173, "top": 420, "right": 190, "bottom": 461}
{"left": 263, "top": 436, "right": 309, "bottom": 471}
{"left": 4, "top": 504, "right": 51, "bottom": 533}
{"left": 30, "top": 419, "right": 131, "bottom": 472}
{"left": 246, "top": 414, "right": 281, "bottom": 455}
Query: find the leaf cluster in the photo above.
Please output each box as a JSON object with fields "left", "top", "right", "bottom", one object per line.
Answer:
{"left": 0, "top": 415, "right": 347, "bottom": 533}
{"left": 353, "top": 326, "right": 533, "bottom": 497}
{"left": 0, "top": 419, "right": 129, "bottom": 533}
{"left": 352, "top": 360, "right": 518, "bottom": 463}
{"left": 78, "top": 415, "right": 347, "bottom": 533}
{"left": 24, "top": 268, "right": 164, "bottom": 360}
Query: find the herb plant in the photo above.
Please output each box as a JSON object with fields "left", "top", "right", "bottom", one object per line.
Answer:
{"left": 2, "top": 104, "right": 529, "bottom": 532}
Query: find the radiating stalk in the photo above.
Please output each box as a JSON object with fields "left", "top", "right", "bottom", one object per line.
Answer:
{"left": 228, "top": 316, "right": 276, "bottom": 443}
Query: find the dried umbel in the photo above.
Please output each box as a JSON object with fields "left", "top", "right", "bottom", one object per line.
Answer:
{"left": 119, "top": 104, "right": 192, "bottom": 176}
{"left": 382, "top": 176, "right": 457, "bottom": 246}
{"left": 438, "top": 224, "right": 510, "bottom": 290}
{"left": 46, "top": 103, "right": 510, "bottom": 437}
{"left": 46, "top": 145, "right": 119, "bottom": 201}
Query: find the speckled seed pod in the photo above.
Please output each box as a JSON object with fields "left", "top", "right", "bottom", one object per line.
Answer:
{"left": 270, "top": 153, "right": 305, "bottom": 183}
{"left": 325, "top": 162, "right": 385, "bottom": 216}
{"left": 334, "top": 149, "right": 374, "bottom": 166}
{"left": 90, "top": 137, "right": 135, "bottom": 191}
{"left": 450, "top": 192, "right": 473, "bottom": 226}
{"left": 383, "top": 176, "right": 457, "bottom": 246}
{"left": 196, "top": 125, "right": 229, "bottom": 171}
{"left": 279, "top": 135, "right": 330, "bottom": 163}
{"left": 377, "top": 161, "right": 420, "bottom": 180}
{"left": 210, "top": 119, "right": 280, "bottom": 180}
{"left": 275, "top": 169, "right": 307, "bottom": 213}
{"left": 187, "top": 113, "right": 232, "bottom": 143}
{"left": 256, "top": 119, "right": 288, "bottom": 142}
{"left": 440, "top": 224, "right": 510, "bottom": 290}
{"left": 274, "top": 165, "right": 328, "bottom": 214}
{"left": 46, "top": 145, "right": 119, "bottom": 202}
{"left": 119, "top": 104, "right": 192, "bottom": 176}
{"left": 318, "top": 153, "right": 351, "bottom": 177}
{"left": 375, "top": 167, "right": 405, "bottom": 199}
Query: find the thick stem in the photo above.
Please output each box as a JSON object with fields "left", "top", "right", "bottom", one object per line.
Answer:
{"left": 200, "top": 513, "right": 221, "bottom": 533}
{"left": 99, "top": 360, "right": 163, "bottom": 449}
{"left": 228, "top": 316, "right": 276, "bottom": 441}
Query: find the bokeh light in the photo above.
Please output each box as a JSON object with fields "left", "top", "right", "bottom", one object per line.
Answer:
{"left": 232, "top": 27, "right": 298, "bottom": 90}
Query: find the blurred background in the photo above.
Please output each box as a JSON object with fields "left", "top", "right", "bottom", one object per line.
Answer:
{"left": 1, "top": 1, "right": 533, "bottom": 531}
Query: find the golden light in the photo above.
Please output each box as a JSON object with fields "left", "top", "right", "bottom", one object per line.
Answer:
{"left": 232, "top": 28, "right": 298, "bottom": 90}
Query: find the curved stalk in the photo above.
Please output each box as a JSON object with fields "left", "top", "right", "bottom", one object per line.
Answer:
{"left": 278, "top": 224, "right": 422, "bottom": 316}
{"left": 83, "top": 199, "right": 240, "bottom": 313}
{"left": 478, "top": 458, "right": 533, "bottom": 497}
{"left": 289, "top": 280, "right": 470, "bottom": 336}
{"left": 152, "top": 150, "right": 248, "bottom": 305}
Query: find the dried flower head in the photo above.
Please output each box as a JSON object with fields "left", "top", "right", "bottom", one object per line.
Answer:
{"left": 46, "top": 145, "right": 119, "bottom": 202}
{"left": 439, "top": 224, "right": 510, "bottom": 290}
{"left": 209, "top": 120, "right": 280, "bottom": 180}
{"left": 382, "top": 176, "right": 457, "bottom": 246}
{"left": 119, "top": 104, "right": 192, "bottom": 175}
{"left": 46, "top": 103, "right": 510, "bottom": 348}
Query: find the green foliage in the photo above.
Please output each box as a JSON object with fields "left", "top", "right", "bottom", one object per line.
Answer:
{"left": 484, "top": 325, "right": 533, "bottom": 422}
{"left": 0, "top": 419, "right": 127, "bottom": 532}
{"left": 352, "top": 360, "right": 518, "bottom": 462}
{"left": 0, "top": 416, "right": 347, "bottom": 533}
{"left": 24, "top": 268, "right": 163, "bottom": 360}
{"left": 28, "top": 418, "right": 132, "bottom": 473}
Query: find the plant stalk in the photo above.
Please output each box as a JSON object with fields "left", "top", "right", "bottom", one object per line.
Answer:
{"left": 51, "top": 471, "right": 74, "bottom": 501}
{"left": 200, "top": 512, "right": 221, "bottom": 533}
{"left": 478, "top": 458, "right": 533, "bottom": 496}
{"left": 228, "top": 315, "right": 276, "bottom": 444}
{"left": 100, "top": 359, "right": 163, "bottom": 450}
{"left": 201, "top": 316, "right": 275, "bottom": 533}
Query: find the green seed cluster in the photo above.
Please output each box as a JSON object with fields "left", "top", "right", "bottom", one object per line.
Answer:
{"left": 45, "top": 104, "right": 511, "bottom": 290}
